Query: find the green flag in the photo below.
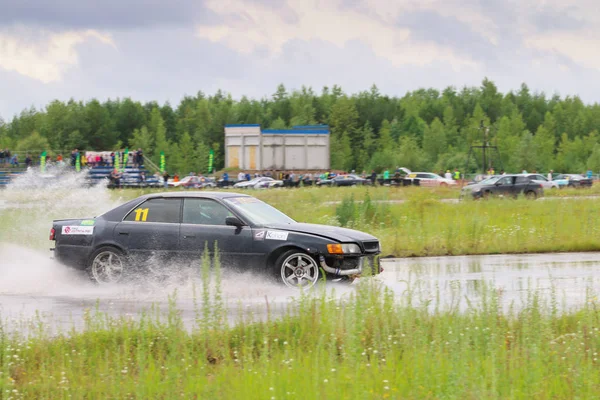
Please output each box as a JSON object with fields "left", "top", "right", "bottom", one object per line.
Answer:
{"left": 114, "top": 151, "right": 120, "bottom": 170}
{"left": 122, "top": 148, "right": 129, "bottom": 172}
{"left": 76, "top": 152, "right": 81, "bottom": 172}
{"left": 160, "top": 151, "right": 165, "bottom": 173}
{"left": 40, "top": 151, "right": 47, "bottom": 173}
{"left": 208, "top": 149, "right": 214, "bottom": 174}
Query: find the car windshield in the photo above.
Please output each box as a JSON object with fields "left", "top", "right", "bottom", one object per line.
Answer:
{"left": 224, "top": 196, "right": 296, "bottom": 225}
{"left": 479, "top": 176, "right": 502, "bottom": 185}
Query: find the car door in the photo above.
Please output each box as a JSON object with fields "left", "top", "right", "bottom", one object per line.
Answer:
{"left": 494, "top": 176, "right": 514, "bottom": 196}
{"left": 416, "top": 173, "right": 429, "bottom": 186}
{"left": 514, "top": 176, "right": 532, "bottom": 195}
{"left": 115, "top": 197, "right": 182, "bottom": 264}
{"left": 179, "top": 197, "right": 257, "bottom": 269}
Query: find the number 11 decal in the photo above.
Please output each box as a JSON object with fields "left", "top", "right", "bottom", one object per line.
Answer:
{"left": 134, "top": 208, "right": 149, "bottom": 222}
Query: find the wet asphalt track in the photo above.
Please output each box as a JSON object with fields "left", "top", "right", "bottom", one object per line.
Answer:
{"left": 1, "top": 245, "right": 600, "bottom": 333}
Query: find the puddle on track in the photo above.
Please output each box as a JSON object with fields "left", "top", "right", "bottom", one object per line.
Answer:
{"left": 380, "top": 252, "right": 600, "bottom": 311}
{"left": 2, "top": 247, "right": 600, "bottom": 333}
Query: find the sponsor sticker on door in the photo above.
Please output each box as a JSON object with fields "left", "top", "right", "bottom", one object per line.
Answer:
{"left": 254, "top": 230, "right": 266, "bottom": 240}
{"left": 62, "top": 226, "right": 94, "bottom": 235}
{"left": 266, "top": 231, "right": 288, "bottom": 241}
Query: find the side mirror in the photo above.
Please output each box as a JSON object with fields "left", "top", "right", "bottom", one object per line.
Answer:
{"left": 226, "top": 216, "right": 244, "bottom": 227}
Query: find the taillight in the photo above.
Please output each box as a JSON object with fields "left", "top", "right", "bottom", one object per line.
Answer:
{"left": 49, "top": 228, "right": 56, "bottom": 241}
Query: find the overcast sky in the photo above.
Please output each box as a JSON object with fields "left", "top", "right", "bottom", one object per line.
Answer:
{"left": 0, "top": 0, "right": 599, "bottom": 119}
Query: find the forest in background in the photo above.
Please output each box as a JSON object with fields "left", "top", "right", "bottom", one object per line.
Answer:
{"left": 2, "top": 78, "right": 600, "bottom": 174}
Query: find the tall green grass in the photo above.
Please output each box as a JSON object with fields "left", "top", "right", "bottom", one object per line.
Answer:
{"left": 2, "top": 259, "right": 600, "bottom": 398}
{"left": 4, "top": 186, "right": 600, "bottom": 256}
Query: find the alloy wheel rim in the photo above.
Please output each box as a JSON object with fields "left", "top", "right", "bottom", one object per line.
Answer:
{"left": 91, "top": 251, "right": 124, "bottom": 284}
{"left": 280, "top": 253, "right": 319, "bottom": 289}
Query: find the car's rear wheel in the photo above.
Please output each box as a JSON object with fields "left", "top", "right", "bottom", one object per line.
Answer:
{"left": 275, "top": 250, "right": 320, "bottom": 289}
{"left": 525, "top": 190, "right": 537, "bottom": 199}
{"left": 88, "top": 247, "right": 126, "bottom": 284}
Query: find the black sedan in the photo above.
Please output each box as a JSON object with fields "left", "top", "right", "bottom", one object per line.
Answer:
{"left": 50, "top": 192, "right": 381, "bottom": 288}
{"left": 317, "top": 174, "right": 369, "bottom": 187}
{"left": 460, "top": 174, "right": 544, "bottom": 200}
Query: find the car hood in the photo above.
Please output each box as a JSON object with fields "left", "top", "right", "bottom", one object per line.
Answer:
{"left": 264, "top": 222, "right": 378, "bottom": 242}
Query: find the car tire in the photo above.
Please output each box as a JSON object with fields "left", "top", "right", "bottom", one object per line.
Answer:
{"left": 440, "top": 182, "right": 448, "bottom": 187}
{"left": 274, "top": 250, "right": 321, "bottom": 289}
{"left": 525, "top": 190, "right": 537, "bottom": 200}
{"left": 87, "top": 246, "right": 127, "bottom": 285}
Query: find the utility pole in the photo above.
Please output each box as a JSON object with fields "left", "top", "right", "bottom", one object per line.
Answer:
{"left": 465, "top": 120, "right": 503, "bottom": 176}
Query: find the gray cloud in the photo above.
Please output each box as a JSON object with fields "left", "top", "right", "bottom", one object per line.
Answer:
{"left": 396, "top": 11, "right": 499, "bottom": 62}
{"left": 1, "top": 0, "right": 600, "bottom": 119}
{"left": 0, "top": 0, "right": 218, "bottom": 29}
{"left": 532, "top": 7, "right": 586, "bottom": 32}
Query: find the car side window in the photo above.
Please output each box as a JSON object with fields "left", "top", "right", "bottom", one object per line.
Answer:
{"left": 124, "top": 198, "right": 182, "bottom": 223}
{"left": 182, "top": 198, "right": 234, "bottom": 226}
{"left": 515, "top": 176, "right": 529, "bottom": 183}
{"left": 498, "top": 177, "right": 513, "bottom": 185}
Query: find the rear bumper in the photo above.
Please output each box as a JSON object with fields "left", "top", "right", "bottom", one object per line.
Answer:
{"left": 52, "top": 244, "right": 91, "bottom": 270}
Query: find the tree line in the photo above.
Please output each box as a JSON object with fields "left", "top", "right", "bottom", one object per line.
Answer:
{"left": 1, "top": 78, "right": 600, "bottom": 174}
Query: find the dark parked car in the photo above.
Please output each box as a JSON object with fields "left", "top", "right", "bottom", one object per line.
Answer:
{"left": 50, "top": 192, "right": 381, "bottom": 289}
{"left": 460, "top": 175, "right": 544, "bottom": 200}
{"left": 553, "top": 174, "right": 593, "bottom": 188}
{"left": 317, "top": 174, "right": 369, "bottom": 187}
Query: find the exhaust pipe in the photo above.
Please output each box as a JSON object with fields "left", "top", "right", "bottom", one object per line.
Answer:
{"left": 319, "top": 255, "right": 362, "bottom": 276}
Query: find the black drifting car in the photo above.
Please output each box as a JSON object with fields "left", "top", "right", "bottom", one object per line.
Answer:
{"left": 50, "top": 192, "right": 381, "bottom": 288}
{"left": 460, "top": 174, "right": 544, "bottom": 200}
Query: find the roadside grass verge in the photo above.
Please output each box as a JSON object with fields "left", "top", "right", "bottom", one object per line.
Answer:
{"left": 2, "top": 273, "right": 600, "bottom": 399}
{"left": 4, "top": 186, "right": 600, "bottom": 257}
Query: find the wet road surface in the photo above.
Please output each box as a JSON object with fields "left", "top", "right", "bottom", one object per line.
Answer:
{"left": 1, "top": 245, "right": 600, "bottom": 333}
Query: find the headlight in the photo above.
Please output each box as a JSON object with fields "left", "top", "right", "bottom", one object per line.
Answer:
{"left": 473, "top": 188, "right": 481, "bottom": 192}
{"left": 327, "top": 243, "right": 361, "bottom": 254}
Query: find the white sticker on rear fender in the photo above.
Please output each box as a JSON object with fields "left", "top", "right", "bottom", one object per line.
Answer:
{"left": 62, "top": 226, "right": 94, "bottom": 235}
{"left": 266, "top": 231, "right": 288, "bottom": 241}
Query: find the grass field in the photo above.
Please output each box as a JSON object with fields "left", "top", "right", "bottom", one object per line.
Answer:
{"left": 2, "top": 273, "right": 600, "bottom": 399}
{"left": 3, "top": 185, "right": 600, "bottom": 257}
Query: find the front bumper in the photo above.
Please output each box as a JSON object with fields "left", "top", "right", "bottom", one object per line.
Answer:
{"left": 319, "top": 254, "right": 381, "bottom": 276}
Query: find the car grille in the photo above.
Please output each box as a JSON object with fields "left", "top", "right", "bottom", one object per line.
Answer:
{"left": 362, "top": 240, "right": 380, "bottom": 253}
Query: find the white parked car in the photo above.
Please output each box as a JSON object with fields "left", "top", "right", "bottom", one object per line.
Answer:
{"left": 406, "top": 172, "right": 458, "bottom": 187}
{"left": 233, "top": 177, "right": 275, "bottom": 189}
{"left": 168, "top": 175, "right": 197, "bottom": 187}
{"left": 521, "top": 174, "right": 559, "bottom": 190}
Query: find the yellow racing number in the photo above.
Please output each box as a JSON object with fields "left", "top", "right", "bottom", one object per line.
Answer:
{"left": 134, "top": 208, "right": 149, "bottom": 222}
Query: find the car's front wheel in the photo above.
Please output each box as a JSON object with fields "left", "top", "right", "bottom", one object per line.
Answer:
{"left": 87, "top": 247, "right": 126, "bottom": 284}
{"left": 275, "top": 250, "right": 320, "bottom": 289}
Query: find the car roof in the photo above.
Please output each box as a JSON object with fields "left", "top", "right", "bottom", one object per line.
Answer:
{"left": 139, "top": 191, "right": 251, "bottom": 200}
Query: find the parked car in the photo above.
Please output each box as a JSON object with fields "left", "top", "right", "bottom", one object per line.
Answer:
{"left": 405, "top": 172, "right": 457, "bottom": 187}
{"left": 255, "top": 179, "right": 284, "bottom": 189}
{"left": 169, "top": 175, "right": 217, "bottom": 189}
{"left": 316, "top": 174, "right": 369, "bottom": 186}
{"left": 50, "top": 192, "right": 382, "bottom": 289}
{"left": 168, "top": 175, "right": 197, "bottom": 187}
{"left": 460, "top": 174, "right": 544, "bottom": 200}
{"left": 553, "top": 174, "right": 593, "bottom": 188}
{"left": 233, "top": 177, "right": 276, "bottom": 189}
{"left": 466, "top": 174, "right": 494, "bottom": 185}
{"left": 521, "top": 174, "right": 559, "bottom": 190}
